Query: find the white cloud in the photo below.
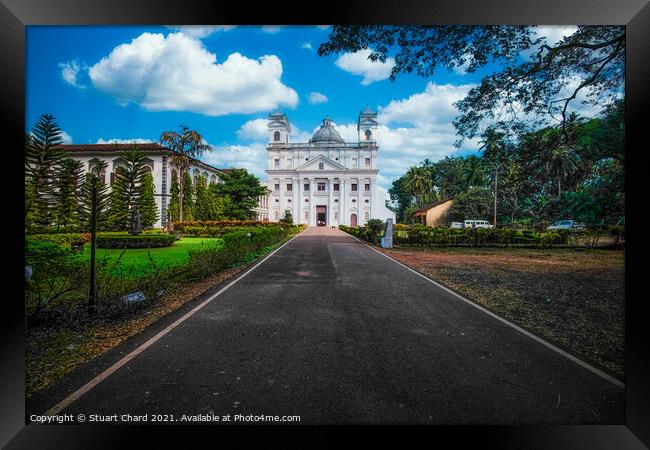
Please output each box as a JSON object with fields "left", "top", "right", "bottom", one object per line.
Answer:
{"left": 379, "top": 82, "right": 475, "bottom": 127}
{"left": 334, "top": 49, "right": 395, "bottom": 85}
{"left": 95, "top": 138, "right": 154, "bottom": 144}
{"left": 300, "top": 42, "right": 313, "bottom": 50}
{"left": 60, "top": 131, "right": 73, "bottom": 144}
{"left": 262, "top": 26, "right": 282, "bottom": 34}
{"left": 88, "top": 32, "right": 298, "bottom": 116}
{"left": 59, "top": 60, "right": 85, "bottom": 89}
{"left": 201, "top": 142, "right": 268, "bottom": 178}
{"left": 534, "top": 25, "right": 578, "bottom": 47}
{"left": 237, "top": 118, "right": 268, "bottom": 141}
{"left": 167, "top": 25, "right": 236, "bottom": 39}
{"left": 308, "top": 92, "right": 328, "bottom": 105}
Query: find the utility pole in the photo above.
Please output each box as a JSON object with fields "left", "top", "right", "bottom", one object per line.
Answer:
{"left": 493, "top": 154, "right": 499, "bottom": 228}
{"left": 88, "top": 182, "right": 97, "bottom": 314}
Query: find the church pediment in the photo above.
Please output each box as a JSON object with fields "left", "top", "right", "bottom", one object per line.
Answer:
{"left": 295, "top": 155, "right": 347, "bottom": 171}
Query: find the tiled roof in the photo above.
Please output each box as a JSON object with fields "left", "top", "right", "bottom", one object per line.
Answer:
{"left": 414, "top": 198, "right": 453, "bottom": 215}
{"left": 62, "top": 143, "right": 232, "bottom": 174}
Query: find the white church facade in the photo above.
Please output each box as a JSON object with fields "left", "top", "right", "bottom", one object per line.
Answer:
{"left": 264, "top": 108, "right": 396, "bottom": 227}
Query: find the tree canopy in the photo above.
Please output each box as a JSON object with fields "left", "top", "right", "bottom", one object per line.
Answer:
{"left": 318, "top": 26, "right": 624, "bottom": 142}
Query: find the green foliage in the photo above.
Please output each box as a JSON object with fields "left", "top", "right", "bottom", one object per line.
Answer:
{"left": 78, "top": 162, "right": 110, "bottom": 231}
{"left": 168, "top": 173, "right": 180, "bottom": 222}
{"left": 184, "top": 227, "right": 289, "bottom": 280}
{"left": 213, "top": 168, "right": 266, "bottom": 220}
{"left": 53, "top": 158, "right": 83, "bottom": 228}
{"left": 279, "top": 209, "right": 294, "bottom": 224}
{"left": 25, "top": 113, "right": 65, "bottom": 228}
{"left": 137, "top": 171, "right": 158, "bottom": 228}
{"left": 26, "top": 233, "right": 90, "bottom": 245}
{"left": 181, "top": 172, "right": 195, "bottom": 220}
{"left": 193, "top": 175, "right": 216, "bottom": 221}
{"left": 318, "top": 26, "right": 624, "bottom": 142}
{"left": 96, "top": 234, "right": 176, "bottom": 249}
{"left": 365, "top": 219, "right": 385, "bottom": 244}
{"left": 447, "top": 187, "right": 492, "bottom": 222}
{"left": 107, "top": 148, "right": 148, "bottom": 230}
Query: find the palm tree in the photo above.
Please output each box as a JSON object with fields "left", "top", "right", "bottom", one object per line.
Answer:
{"left": 544, "top": 143, "right": 581, "bottom": 197}
{"left": 160, "top": 126, "right": 212, "bottom": 222}
{"left": 461, "top": 155, "right": 486, "bottom": 190}
{"left": 404, "top": 166, "right": 432, "bottom": 208}
{"left": 479, "top": 129, "right": 505, "bottom": 226}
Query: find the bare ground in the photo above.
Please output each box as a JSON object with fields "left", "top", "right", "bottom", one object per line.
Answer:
{"left": 379, "top": 246, "right": 625, "bottom": 379}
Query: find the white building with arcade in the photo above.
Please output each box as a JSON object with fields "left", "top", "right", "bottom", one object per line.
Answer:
{"left": 264, "top": 107, "right": 396, "bottom": 227}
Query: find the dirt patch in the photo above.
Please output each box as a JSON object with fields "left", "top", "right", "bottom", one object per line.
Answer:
{"left": 379, "top": 246, "right": 625, "bottom": 379}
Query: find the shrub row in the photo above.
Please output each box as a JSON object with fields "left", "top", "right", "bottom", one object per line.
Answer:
{"left": 182, "top": 226, "right": 289, "bottom": 280}
{"left": 26, "top": 233, "right": 90, "bottom": 245}
{"left": 96, "top": 234, "right": 177, "bottom": 249}
{"left": 174, "top": 220, "right": 292, "bottom": 231}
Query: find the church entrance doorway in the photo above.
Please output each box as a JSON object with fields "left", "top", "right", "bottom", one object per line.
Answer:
{"left": 350, "top": 213, "right": 357, "bottom": 227}
{"left": 316, "top": 206, "right": 327, "bottom": 226}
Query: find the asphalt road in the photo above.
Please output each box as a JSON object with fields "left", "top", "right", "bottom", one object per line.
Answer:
{"left": 41, "top": 227, "right": 625, "bottom": 424}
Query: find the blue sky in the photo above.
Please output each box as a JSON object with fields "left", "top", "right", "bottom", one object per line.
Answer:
{"left": 26, "top": 25, "right": 586, "bottom": 190}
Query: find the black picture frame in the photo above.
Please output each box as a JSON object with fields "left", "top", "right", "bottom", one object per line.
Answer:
{"left": 2, "top": 0, "right": 649, "bottom": 447}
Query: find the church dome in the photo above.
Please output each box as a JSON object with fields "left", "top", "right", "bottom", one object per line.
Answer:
{"left": 309, "top": 116, "right": 344, "bottom": 143}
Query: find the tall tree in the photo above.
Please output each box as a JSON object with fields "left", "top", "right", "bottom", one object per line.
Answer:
{"left": 137, "top": 171, "right": 158, "bottom": 228}
{"left": 214, "top": 169, "right": 265, "bottom": 220}
{"left": 318, "top": 26, "right": 624, "bottom": 142}
{"left": 25, "top": 113, "right": 65, "bottom": 227}
{"left": 479, "top": 129, "right": 506, "bottom": 226}
{"left": 79, "top": 161, "right": 110, "bottom": 231}
{"left": 193, "top": 175, "right": 213, "bottom": 221}
{"left": 461, "top": 155, "right": 487, "bottom": 190}
{"left": 167, "top": 172, "right": 180, "bottom": 222}
{"left": 181, "top": 172, "right": 195, "bottom": 221}
{"left": 543, "top": 142, "right": 581, "bottom": 197}
{"left": 53, "top": 158, "right": 83, "bottom": 228}
{"left": 388, "top": 175, "right": 414, "bottom": 224}
{"left": 160, "top": 126, "right": 212, "bottom": 222}
{"left": 107, "top": 148, "right": 147, "bottom": 230}
{"left": 403, "top": 166, "right": 432, "bottom": 208}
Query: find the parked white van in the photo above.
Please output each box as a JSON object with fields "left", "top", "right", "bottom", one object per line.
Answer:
{"left": 450, "top": 222, "right": 464, "bottom": 229}
{"left": 464, "top": 219, "right": 494, "bottom": 229}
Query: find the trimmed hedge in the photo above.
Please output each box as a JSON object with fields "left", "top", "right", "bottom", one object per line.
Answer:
{"left": 26, "top": 233, "right": 90, "bottom": 245}
{"left": 174, "top": 220, "right": 292, "bottom": 231}
{"left": 96, "top": 234, "right": 177, "bottom": 249}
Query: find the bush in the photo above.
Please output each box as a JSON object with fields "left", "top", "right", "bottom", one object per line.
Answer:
{"left": 26, "top": 233, "right": 90, "bottom": 245}
{"left": 183, "top": 226, "right": 289, "bottom": 280}
{"left": 96, "top": 234, "right": 176, "bottom": 249}
{"left": 366, "top": 219, "right": 385, "bottom": 244}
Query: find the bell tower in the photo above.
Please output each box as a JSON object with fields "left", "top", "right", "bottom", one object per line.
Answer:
{"left": 357, "top": 105, "right": 378, "bottom": 144}
{"left": 268, "top": 110, "right": 291, "bottom": 144}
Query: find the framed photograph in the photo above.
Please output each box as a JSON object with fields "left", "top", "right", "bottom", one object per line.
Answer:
{"left": 2, "top": 0, "right": 649, "bottom": 447}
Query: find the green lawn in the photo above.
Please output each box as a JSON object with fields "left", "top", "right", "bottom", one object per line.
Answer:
{"left": 81, "top": 237, "right": 223, "bottom": 279}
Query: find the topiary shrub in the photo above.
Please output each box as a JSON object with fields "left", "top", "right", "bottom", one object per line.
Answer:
{"left": 26, "top": 233, "right": 90, "bottom": 245}
{"left": 96, "top": 234, "right": 176, "bottom": 249}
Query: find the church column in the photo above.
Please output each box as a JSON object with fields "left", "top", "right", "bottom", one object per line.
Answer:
{"left": 340, "top": 178, "right": 346, "bottom": 225}
{"left": 369, "top": 178, "right": 375, "bottom": 220}
{"left": 327, "top": 176, "right": 333, "bottom": 226}
{"left": 308, "top": 176, "right": 314, "bottom": 226}
{"left": 297, "top": 177, "right": 303, "bottom": 224}
{"left": 358, "top": 177, "right": 362, "bottom": 224}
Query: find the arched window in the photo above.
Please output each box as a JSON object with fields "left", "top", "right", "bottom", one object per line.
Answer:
{"left": 275, "top": 211, "right": 279, "bottom": 220}
{"left": 365, "top": 212, "right": 369, "bottom": 221}
{"left": 334, "top": 211, "right": 338, "bottom": 220}
{"left": 365, "top": 129, "right": 372, "bottom": 140}
{"left": 318, "top": 162, "right": 324, "bottom": 170}
{"left": 304, "top": 211, "right": 308, "bottom": 221}
{"left": 274, "top": 131, "right": 280, "bottom": 141}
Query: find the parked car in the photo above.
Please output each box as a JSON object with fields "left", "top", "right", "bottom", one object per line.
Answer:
{"left": 547, "top": 220, "right": 586, "bottom": 231}
{"left": 464, "top": 219, "right": 494, "bottom": 229}
{"left": 450, "top": 222, "right": 464, "bottom": 229}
